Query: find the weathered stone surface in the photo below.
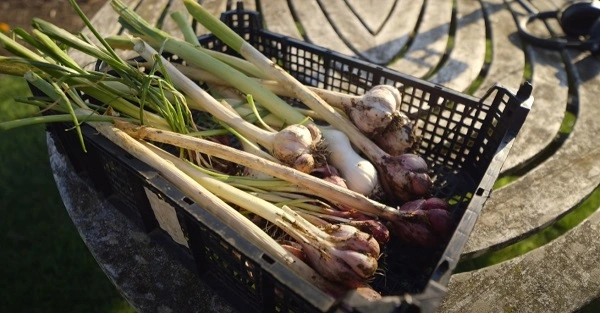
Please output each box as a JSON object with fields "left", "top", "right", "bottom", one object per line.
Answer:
{"left": 462, "top": 38, "right": 600, "bottom": 258}
{"left": 388, "top": 1, "right": 452, "bottom": 78}
{"left": 259, "top": 0, "right": 302, "bottom": 39}
{"left": 286, "top": 0, "right": 355, "bottom": 57}
{"left": 441, "top": 208, "right": 600, "bottom": 313}
{"left": 428, "top": 0, "right": 486, "bottom": 92}
{"left": 472, "top": 0, "right": 565, "bottom": 173}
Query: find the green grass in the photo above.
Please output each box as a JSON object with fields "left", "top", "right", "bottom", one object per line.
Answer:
{"left": 0, "top": 76, "right": 133, "bottom": 313}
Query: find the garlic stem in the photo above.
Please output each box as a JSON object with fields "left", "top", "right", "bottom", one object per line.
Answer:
{"left": 109, "top": 0, "right": 307, "bottom": 124}
{"left": 114, "top": 121, "right": 402, "bottom": 218}
{"left": 133, "top": 40, "right": 276, "bottom": 149}
{"left": 92, "top": 122, "right": 350, "bottom": 295}
{"left": 149, "top": 143, "right": 380, "bottom": 287}
{"left": 137, "top": 60, "right": 362, "bottom": 109}
{"left": 134, "top": 40, "right": 324, "bottom": 173}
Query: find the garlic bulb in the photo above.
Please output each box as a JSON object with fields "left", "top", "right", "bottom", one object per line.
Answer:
{"left": 374, "top": 112, "right": 421, "bottom": 155}
{"left": 346, "top": 85, "right": 399, "bottom": 137}
{"left": 273, "top": 124, "right": 325, "bottom": 173}
{"left": 321, "top": 127, "right": 379, "bottom": 196}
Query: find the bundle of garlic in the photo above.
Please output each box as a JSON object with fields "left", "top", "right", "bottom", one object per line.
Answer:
{"left": 0, "top": 0, "right": 456, "bottom": 300}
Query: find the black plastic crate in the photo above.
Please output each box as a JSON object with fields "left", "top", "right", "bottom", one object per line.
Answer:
{"left": 42, "top": 3, "right": 532, "bottom": 313}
